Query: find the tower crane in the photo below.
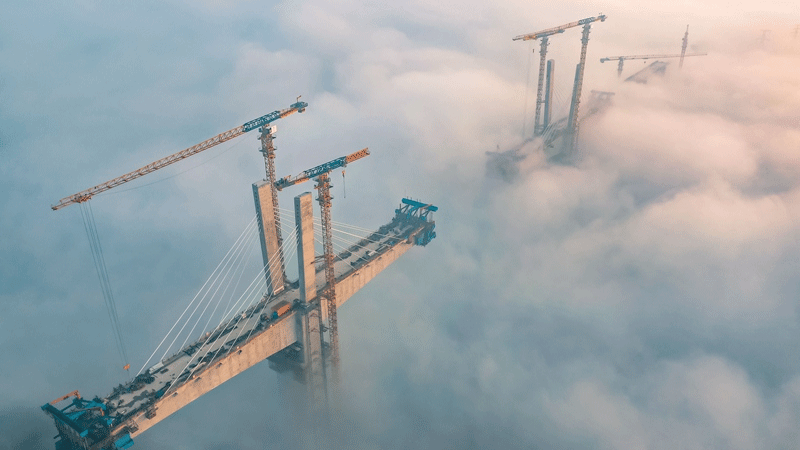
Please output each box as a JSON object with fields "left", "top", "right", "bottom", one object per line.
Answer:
{"left": 680, "top": 25, "right": 690, "bottom": 68}
{"left": 275, "top": 147, "right": 370, "bottom": 377}
{"left": 600, "top": 52, "right": 707, "bottom": 76}
{"left": 51, "top": 99, "right": 308, "bottom": 210}
{"left": 513, "top": 14, "right": 607, "bottom": 137}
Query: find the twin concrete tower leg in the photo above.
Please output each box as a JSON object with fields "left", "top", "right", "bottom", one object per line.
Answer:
{"left": 289, "top": 193, "right": 331, "bottom": 448}
{"left": 253, "top": 180, "right": 285, "bottom": 296}
{"left": 295, "top": 192, "right": 328, "bottom": 408}
{"left": 566, "top": 23, "right": 593, "bottom": 154}
{"left": 543, "top": 59, "right": 555, "bottom": 133}
{"left": 253, "top": 185, "right": 330, "bottom": 445}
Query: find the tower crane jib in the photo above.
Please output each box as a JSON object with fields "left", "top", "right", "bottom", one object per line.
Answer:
{"left": 512, "top": 14, "right": 607, "bottom": 42}
{"left": 51, "top": 100, "right": 308, "bottom": 211}
{"left": 600, "top": 52, "right": 707, "bottom": 76}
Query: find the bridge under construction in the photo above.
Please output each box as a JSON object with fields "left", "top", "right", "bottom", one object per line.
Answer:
{"left": 42, "top": 100, "right": 437, "bottom": 450}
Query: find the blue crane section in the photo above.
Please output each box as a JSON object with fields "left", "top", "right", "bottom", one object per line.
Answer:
{"left": 242, "top": 100, "right": 307, "bottom": 132}
{"left": 274, "top": 148, "right": 370, "bottom": 191}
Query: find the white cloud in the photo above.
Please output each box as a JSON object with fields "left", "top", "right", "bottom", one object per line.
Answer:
{"left": 4, "top": 0, "right": 800, "bottom": 449}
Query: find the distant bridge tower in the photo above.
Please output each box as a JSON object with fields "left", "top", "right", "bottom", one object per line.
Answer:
{"left": 513, "top": 14, "right": 607, "bottom": 138}
{"left": 566, "top": 19, "right": 604, "bottom": 154}
{"left": 680, "top": 25, "right": 689, "bottom": 68}
{"left": 543, "top": 59, "right": 555, "bottom": 131}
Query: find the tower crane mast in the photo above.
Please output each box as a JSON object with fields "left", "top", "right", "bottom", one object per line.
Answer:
{"left": 513, "top": 14, "right": 607, "bottom": 137}
{"left": 600, "top": 52, "right": 707, "bottom": 76}
{"left": 257, "top": 96, "right": 308, "bottom": 283}
{"left": 275, "top": 147, "right": 370, "bottom": 375}
{"left": 51, "top": 100, "right": 308, "bottom": 211}
{"left": 680, "top": 25, "right": 689, "bottom": 68}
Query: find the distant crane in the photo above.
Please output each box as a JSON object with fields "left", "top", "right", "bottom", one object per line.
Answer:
{"left": 275, "top": 148, "right": 370, "bottom": 378}
{"left": 513, "top": 14, "right": 607, "bottom": 137}
{"left": 680, "top": 25, "right": 690, "bottom": 68}
{"left": 51, "top": 100, "right": 308, "bottom": 210}
{"left": 600, "top": 52, "right": 707, "bottom": 76}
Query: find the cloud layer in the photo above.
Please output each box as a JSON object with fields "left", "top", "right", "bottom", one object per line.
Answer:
{"left": 2, "top": 1, "right": 799, "bottom": 449}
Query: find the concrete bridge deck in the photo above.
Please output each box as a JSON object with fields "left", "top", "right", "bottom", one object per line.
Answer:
{"left": 45, "top": 217, "right": 425, "bottom": 450}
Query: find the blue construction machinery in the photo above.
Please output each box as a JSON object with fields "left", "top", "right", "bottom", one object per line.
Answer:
{"left": 395, "top": 198, "right": 438, "bottom": 246}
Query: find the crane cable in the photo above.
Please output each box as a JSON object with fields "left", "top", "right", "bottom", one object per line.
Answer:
{"left": 78, "top": 201, "right": 130, "bottom": 373}
{"left": 162, "top": 226, "right": 300, "bottom": 398}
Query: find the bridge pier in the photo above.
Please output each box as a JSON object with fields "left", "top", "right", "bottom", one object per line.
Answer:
{"left": 291, "top": 192, "right": 328, "bottom": 403}
{"left": 270, "top": 192, "right": 329, "bottom": 448}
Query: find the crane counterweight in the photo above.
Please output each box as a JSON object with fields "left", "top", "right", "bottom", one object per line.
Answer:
{"left": 275, "top": 148, "right": 369, "bottom": 191}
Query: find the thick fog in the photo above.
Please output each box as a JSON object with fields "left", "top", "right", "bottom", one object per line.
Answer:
{"left": 1, "top": 1, "right": 799, "bottom": 449}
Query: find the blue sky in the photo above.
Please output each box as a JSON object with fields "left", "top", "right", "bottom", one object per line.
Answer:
{"left": 2, "top": 1, "right": 799, "bottom": 449}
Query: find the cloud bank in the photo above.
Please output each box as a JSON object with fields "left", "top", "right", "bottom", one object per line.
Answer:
{"left": 1, "top": 0, "right": 799, "bottom": 449}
